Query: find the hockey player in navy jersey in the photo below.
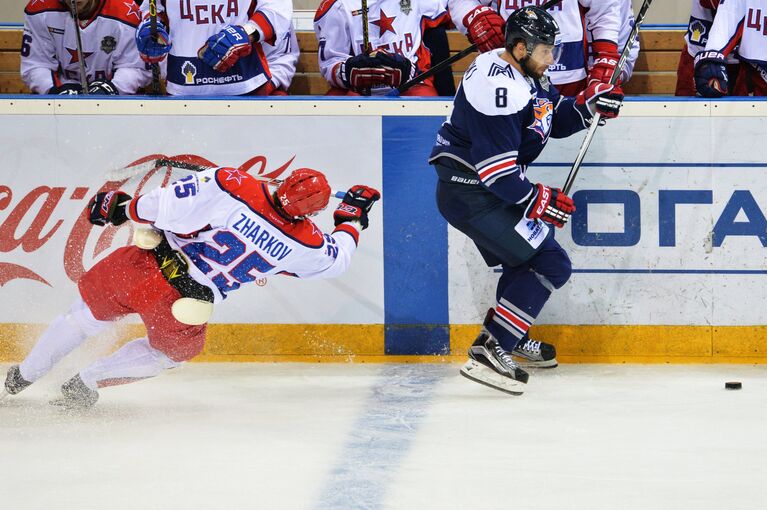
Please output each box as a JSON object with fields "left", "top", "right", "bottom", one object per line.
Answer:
{"left": 429, "top": 7, "right": 623, "bottom": 395}
{"left": 3, "top": 169, "right": 379, "bottom": 408}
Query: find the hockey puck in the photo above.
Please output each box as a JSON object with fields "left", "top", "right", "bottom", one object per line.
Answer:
{"left": 725, "top": 381, "right": 742, "bottom": 390}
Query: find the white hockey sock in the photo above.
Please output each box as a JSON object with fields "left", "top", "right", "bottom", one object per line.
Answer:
{"left": 78, "top": 337, "right": 181, "bottom": 390}
{"left": 19, "top": 298, "right": 110, "bottom": 383}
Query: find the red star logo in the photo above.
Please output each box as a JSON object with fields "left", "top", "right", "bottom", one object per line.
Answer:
{"left": 66, "top": 47, "right": 93, "bottom": 64}
{"left": 223, "top": 168, "right": 245, "bottom": 185}
{"left": 372, "top": 9, "right": 396, "bottom": 36}
{"left": 124, "top": 2, "right": 141, "bottom": 21}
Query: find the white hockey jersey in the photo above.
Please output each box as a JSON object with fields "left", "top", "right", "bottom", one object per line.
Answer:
{"left": 587, "top": 0, "right": 639, "bottom": 83}
{"left": 21, "top": 0, "right": 150, "bottom": 94}
{"left": 262, "top": 25, "right": 299, "bottom": 91}
{"left": 127, "top": 168, "right": 360, "bottom": 303}
{"left": 143, "top": 0, "right": 293, "bottom": 96}
{"left": 314, "top": 0, "right": 452, "bottom": 94}
{"left": 704, "top": 0, "right": 767, "bottom": 67}
{"left": 449, "top": 0, "right": 622, "bottom": 85}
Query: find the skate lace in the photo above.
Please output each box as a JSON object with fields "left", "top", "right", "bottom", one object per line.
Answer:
{"left": 520, "top": 339, "right": 542, "bottom": 355}
{"left": 493, "top": 344, "right": 518, "bottom": 369}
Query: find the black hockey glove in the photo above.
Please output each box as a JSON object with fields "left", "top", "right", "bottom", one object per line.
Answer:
{"left": 87, "top": 80, "right": 119, "bottom": 95}
{"left": 373, "top": 50, "right": 415, "bottom": 88}
{"left": 340, "top": 53, "right": 388, "bottom": 91}
{"left": 333, "top": 185, "right": 381, "bottom": 230}
{"left": 694, "top": 50, "right": 728, "bottom": 98}
{"left": 88, "top": 191, "right": 133, "bottom": 226}
{"left": 47, "top": 83, "right": 83, "bottom": 95}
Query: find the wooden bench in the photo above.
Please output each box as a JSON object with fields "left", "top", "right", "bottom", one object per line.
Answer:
{"left": 0, "top": 28, "right": 684, "bottom": 95}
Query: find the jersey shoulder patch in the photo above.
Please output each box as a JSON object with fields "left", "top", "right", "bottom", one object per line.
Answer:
{"left": 25, "top": 0, "right": 67, "bottom": 16}
{"left": 314, "top": 0, "right": 340, "bottom": 22}
{"left": 462, "top": 51, "right": 532, "bottom": 117}
{"left": 100, "top": 0, "right": 142, "bottom": 27}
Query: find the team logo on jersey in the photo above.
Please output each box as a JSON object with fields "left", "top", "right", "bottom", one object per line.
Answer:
{"left": 689, "top": 19, "right": 708, "bottom": 44}
{"left": 372, "top": 9, "right": 397, "bottom": 36}
{"left": 65, "top": 47, "right": 93, "bottom": 64}
{"left": 399, "top": 0, "right": 411, "bottom": 15}
{"left": 528, "top": 97, "right": 554, "bottom": 140}
{"left": 100, "top": 36, "right": 116, "bottom": 55}
{"left": 488, "top": 62, "right": 513, "bottom": 78}
{"left": 182, "top": 61, "right": 197, "bottom": 85}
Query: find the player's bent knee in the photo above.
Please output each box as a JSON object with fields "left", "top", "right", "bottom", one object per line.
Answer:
{"left": 66, "top": 298, "right": 111, "bottom": 337}
{"left": 148, "top": 326, "right": 206, "bottom": 363}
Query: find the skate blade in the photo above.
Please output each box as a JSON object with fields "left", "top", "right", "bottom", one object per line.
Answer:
{"left": 459, "top": 360, "right": 525, "bottom": 396}
{"left": 512, "top": 356, "right": 558, "bottom": 369}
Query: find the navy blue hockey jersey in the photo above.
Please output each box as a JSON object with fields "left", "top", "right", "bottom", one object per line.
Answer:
{"left": 429, "top": 50, "right": 588, "bottom": 206}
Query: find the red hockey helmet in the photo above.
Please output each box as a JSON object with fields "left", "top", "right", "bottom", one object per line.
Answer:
{"left": 277, "top": 169, "right": 331, "bottom": 219}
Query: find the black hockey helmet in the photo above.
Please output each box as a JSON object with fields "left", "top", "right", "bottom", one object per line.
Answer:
{"left": 505, "top": 6, "right": 561, "bottom": 57}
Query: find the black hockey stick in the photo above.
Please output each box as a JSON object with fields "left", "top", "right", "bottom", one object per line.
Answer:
{"left": 562, "top": 0, "right": 653, "bottom": 195}
{"left": 148, "top": 0, "right": 162, "bottom": 95}
{"left": 69, "top": 0, "right": 89, "bottom": 95}
{"left": 388, "top": 0, "right": 564, "bottom": 97}
{"left": 359, "top": 0, "right": 372, "bottom": 96}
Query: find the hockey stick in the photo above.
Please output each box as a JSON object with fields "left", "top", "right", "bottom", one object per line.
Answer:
{"left": 69, "top": 0, "right": 90, "bottom": 95}
{"left": 388, "top": 0, "right": 564, "bottom": 97}
{"left": 148, "top": 0, "right": 162, "bottom": 95}
{"left": 562, "top": 0, "right": 653, "bottom": 195}
{"left": 107, "top": 158, "right": 346, "bottom": 199}
{"left": 359, "top": 0, "right": 372, "bottom": 96}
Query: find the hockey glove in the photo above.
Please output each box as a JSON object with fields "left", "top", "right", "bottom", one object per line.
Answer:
{"left": 88, "top": 191, "right": 133, "bottom": 227}
{"left": 135, "top": 17, "right": 172, "bottom": 64}
{"left": 524, "top": 183, "right": 574, "bottom": 229}
{"left": 574, "top": 82, "right": 623, "bottom": 125}
{"left": 87, "top": 80, "right": 119, "bottom": 95}
{"left": 373, "top": 50, "right": 415, "bottom": 88}
{"left": 588, "top": 40, "right": 621, "bottom": 86}
{"left": 340, "top": 53, "right": 388, "bottom": 91}
{"left": 333, "top": 185, "right": 381, "bottom": 230}
{"left": 198, "top": 25, "right": 252, "bottom": 73}
{"left": 694, "top": 50, "right": 728, "bottom": 98}
{"left": 464, "top": 6, "right": 505, "bottom": 53}
{"left": 47, "top": 83, "right": 83, "bottom": 95}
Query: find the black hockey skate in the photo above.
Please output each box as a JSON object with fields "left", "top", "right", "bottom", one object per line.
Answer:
{"left": 460, "top": 331, "right": 529, "bottom": 396}
{"left": 512, "top": 338, "right": 558, "bottom": 369}
{"left": 49, "top": 375, "right": 99, "bottom": 410}
{"left": 3, "top": 365, "right": 32, "bottom": 397}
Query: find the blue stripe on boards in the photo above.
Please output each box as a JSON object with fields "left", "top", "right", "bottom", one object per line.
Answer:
{"left": 313, "top": 365, "right": 443, "bottom": 510}
{"left": 382, "top": 116, "right": 449, "bottom": 355}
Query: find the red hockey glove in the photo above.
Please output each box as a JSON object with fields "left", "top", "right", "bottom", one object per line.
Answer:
{"left": 588, "top": 40, "right": 621, "bottom": 86}
{"left": 88, "top": 191, "right": 132, "bottom": 226}
{"left": 524, "top": 183, "right": 574, "bottom": 228}
{"left": 575, "top": 81, "right": 624, "bottom": 125}
{"left": 333, "top": 185, "right": 381, "bottom": 230}
{"left": 464, "top": 6, "right": 505, "bottom": 53}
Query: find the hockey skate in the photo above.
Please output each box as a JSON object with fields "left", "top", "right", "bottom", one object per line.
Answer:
{"left": 460, "top": 331, "right": 529, "bottom": 396}
{"left": 3, "top": 365, "right": 32, "bottom": 399}
{"left": 49, "top": 375, "right": 99, "bottom": 410}
{"left": 512, "top": 338, "right": 558, "bottom": 369}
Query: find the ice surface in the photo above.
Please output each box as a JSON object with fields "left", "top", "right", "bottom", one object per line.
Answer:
{"left": 1, "top": 363, "right": 765, "bottom": 510}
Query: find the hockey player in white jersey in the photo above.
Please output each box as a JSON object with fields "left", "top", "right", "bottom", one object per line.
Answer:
{"left": 450, "top": 0, "right": 626, "bottom": 95}
{"left": 134, "top": 0, "right": 293, "bottom": 95}
{"left": 429, "top": 7, "right": 622, "bottom": 394}
{"left": 695, "top": 0, "right": 767, "bottom": 96}
{"left": 677, "top": 0, "right": 742, "bottom": 96}
{"left": 261, "top": 27, "right": 300, "bottom": 94}
{"left": 313, "top": 0, "right": 452, "bottom": 96}
{"left": 2, "top": 168, "right": 380, "bottom": 408}
{"left": 21, "top": 0, "right": 150, "bottom": 95}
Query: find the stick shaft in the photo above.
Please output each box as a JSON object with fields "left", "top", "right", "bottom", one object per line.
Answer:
{"left": 69, "top": 0, "right": 89, "bottom": 94}
{"left": 561, "top": 0, "right": 653, "bottom": 196}
{"left": 148, "top": 0, "right": 161, "bottom": 95}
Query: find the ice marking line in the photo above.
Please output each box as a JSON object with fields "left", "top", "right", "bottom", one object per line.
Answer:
{"left": 313, "top": 365, "right": 442, "bottom": 510}
{"left": 494, "top": 269, "right": 767, "bottom": 275}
